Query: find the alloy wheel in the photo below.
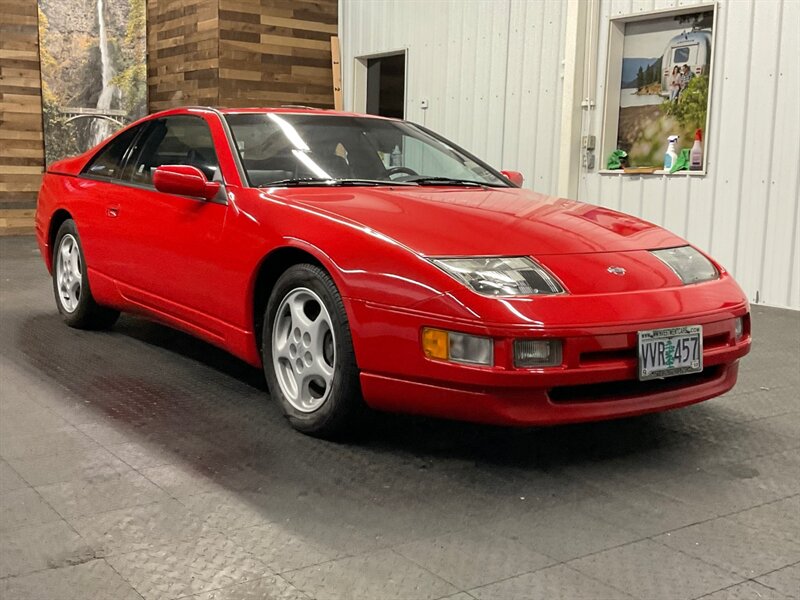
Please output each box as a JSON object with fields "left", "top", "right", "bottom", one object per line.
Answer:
{"left": 271, "top": 287, "right": 336, "bottom": 412}
{"left": 55, "top": 234, "right": 82, "bottom": 313}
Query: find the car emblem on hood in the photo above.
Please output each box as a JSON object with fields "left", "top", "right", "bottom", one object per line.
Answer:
{"left": 607, "top": 266, "right": 626, "bottom": 276}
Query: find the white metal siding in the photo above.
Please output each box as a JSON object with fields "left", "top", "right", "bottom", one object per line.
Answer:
{"left": 580, "top": 0, "right": 800, "bottom": 309}
{"left": 339, "top": 0, "right": 567, "bottom": 194}
{"left": 340, "top": 0, "right": 800, "bottom": 309}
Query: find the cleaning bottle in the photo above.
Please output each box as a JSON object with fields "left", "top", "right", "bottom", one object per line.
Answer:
{"left": 663, "top": 135, "right": 678, "bottom": 172}
{"left": 690, "top": 129, "right": 703, "bottom": 171}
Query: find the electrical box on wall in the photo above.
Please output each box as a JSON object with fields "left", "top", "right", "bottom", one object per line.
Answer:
{"left": 582, "top": 135, "right": 596, "bottom": 170}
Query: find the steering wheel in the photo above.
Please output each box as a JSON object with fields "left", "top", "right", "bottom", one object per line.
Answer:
{"left": 385, "top": 166, "right": 419, "bottom": 180}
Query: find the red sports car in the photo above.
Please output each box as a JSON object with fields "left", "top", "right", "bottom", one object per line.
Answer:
{"left": 36, "top": 107, "right": 751, "bottom": 437}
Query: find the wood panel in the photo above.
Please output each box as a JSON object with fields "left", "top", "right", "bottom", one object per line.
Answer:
{"left": 0, "top": 208, "right": 35, "bottom": 236}
{"left": 331, "top": 35, "right": 342, "bottom": 111}
{"left": 0, "top": 0, "right": 44, "bottom": 233}
{"left": 148, "top": 0, "right": 338, "bottom": 111}
{"left": 147, "top": 0, "right": 221, "bottom": 111}
{"left": 218, "top": 0, "right": 337, "bottom": 108}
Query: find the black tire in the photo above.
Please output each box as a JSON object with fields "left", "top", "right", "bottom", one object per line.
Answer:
{"left": 262, "top": 263, "right": 364, "bottom": 438}
{"left": 51, "top": 219, "right": 120, "bottom": 330}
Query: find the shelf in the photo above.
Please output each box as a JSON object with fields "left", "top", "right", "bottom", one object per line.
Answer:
{"left": 597, "top": 169, "right": 707, "bottom": 176}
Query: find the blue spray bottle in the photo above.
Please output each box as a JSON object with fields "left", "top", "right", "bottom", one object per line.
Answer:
{"left": 663, "top": 135, "right": 678, "bottom": 172}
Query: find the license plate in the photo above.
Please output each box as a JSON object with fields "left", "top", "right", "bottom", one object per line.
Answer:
{"left": 638, "top": 325, "right": 703, "bottom": 381}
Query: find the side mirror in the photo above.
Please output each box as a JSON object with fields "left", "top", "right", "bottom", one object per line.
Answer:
{"left": 501, "top": 170, "right": 524, "bottom": 187}
{"left": 153, "top": 165, "right": 220, "bottom": 201}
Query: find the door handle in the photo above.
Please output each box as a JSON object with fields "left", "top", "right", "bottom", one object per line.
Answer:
{"left": 106, "top": 205, "right": 120, "bottom": 218}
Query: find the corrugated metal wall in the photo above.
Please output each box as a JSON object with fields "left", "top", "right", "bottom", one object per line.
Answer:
{"left": 339, "top": 0, "right": 568, "bottom": 194}
{"left": 580, "top": 0, "right": 799, "bottom": 310}
{"left": 340, "top": 0, "right": 800, "bottom": 309}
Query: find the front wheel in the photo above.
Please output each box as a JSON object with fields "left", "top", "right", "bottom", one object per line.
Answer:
{"left": 262, "top": 264, "right": 364, "bottom": 438}
{"left": 52, "top": 219, "right": 119, "bottom": 330}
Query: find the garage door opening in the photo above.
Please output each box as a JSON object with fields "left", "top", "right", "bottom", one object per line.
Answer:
{"left": 364, "top": 53, "right": 406, "bottom": 119}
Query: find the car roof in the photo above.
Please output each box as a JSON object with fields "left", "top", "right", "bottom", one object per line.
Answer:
{"left": 146, "top": 106, "right": 397, "bottom": 121}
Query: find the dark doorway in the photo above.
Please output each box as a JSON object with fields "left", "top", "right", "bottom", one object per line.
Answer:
{"left": 365, "top": 53, "right": 405, "bottom": 119}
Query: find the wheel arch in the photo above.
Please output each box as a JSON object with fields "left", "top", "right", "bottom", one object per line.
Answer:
{"left": 249, "top": 243, "right": 345, "bottom": 354}
{"left": 46, "top": 209, "right": 74, "bottom": 270}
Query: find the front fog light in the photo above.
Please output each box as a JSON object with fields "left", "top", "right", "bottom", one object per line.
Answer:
{"left": 734, "top": 317, "right": 744, "bottom": 340}
{"left": 422, "top": 328, "right": 494, "bottom": 366}
{"left": 514, "top": 339, "right": 562, "bottom": 367}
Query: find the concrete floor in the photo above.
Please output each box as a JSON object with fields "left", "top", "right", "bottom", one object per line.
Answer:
{"left": 0, "top": 235, "right": 799, "bottom": 600}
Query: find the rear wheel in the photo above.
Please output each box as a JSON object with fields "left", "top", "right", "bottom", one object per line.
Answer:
{"left": 52, "top": 219, "right": 119, "bottom": 330}
{"left": 262, "top": 264, "right": 364, "bottom": 437}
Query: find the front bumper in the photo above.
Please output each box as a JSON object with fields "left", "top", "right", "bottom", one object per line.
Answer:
{"left": 348, "top": 298, "right": 751, "bottom": 426}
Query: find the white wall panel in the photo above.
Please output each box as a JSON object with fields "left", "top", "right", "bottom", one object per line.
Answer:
{"left": 501, "top": 0, "right": 567, "bottom": 192}
{"left": 340, "top": 0, "right": 799, "bottom": 309}
{"left": 577, "top": 0, "right": 800, "bottom": 309}
{"left": 340, "top": 0, "right": 567, "bottom": 193}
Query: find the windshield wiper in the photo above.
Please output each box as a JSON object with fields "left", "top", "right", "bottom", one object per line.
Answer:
{"left": 405, "top": 176, "right": 500, "bottom": 187}
{"left": 259, "top": 177, "right": 416, "bottom": 188}
{"left": 259, "top": 176, "right": 504, "bottom": 188}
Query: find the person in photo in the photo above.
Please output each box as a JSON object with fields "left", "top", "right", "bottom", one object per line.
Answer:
{"left": 669, "top": 65, "right": 681, "bottom": 102}
{"left": 679, "top": 64, "right": 695, "bottom": 99}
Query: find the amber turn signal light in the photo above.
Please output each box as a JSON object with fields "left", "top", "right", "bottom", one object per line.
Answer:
{"left": 422, "top": 328, "right": 493, "bottom": 366}
{"left": 422, "top": 327, "right": 449, "bottom": 360}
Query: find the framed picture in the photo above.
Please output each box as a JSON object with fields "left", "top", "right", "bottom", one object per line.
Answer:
{"left": 37, "top": 0, "right": 147, "bottom": 165}
{"left": 600, "top": 4, "right": 716, "bottom": 173}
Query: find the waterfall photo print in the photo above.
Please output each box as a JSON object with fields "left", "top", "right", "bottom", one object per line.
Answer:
{"left": 37, "top": 0, "right": 146, "bottom": 164}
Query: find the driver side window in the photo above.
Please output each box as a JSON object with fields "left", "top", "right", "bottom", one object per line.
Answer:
{"left": 384, "top": 135, "right": 495, "bottom": 181}
{"left": 125, "top": 116, "right": 220, "bottom": 186}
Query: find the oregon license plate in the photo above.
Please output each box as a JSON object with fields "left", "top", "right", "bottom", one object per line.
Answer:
{"left": 638, "top": 325, "right": 703, "bottom": 381}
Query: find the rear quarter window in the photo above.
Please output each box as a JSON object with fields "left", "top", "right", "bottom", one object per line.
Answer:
{"left": 82, "top": 124, "right": 143, "bottom": 180}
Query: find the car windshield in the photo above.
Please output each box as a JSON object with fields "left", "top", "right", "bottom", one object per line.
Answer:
{"left": 224, "top": 113, "right": 509, "bottom": 188}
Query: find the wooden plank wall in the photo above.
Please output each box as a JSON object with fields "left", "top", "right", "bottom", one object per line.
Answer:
{"left": 147, "top": 0, "right": 221, "bottom": 111}
{"left": 148, "top": 0, "right": 337, "bottom": 112}
{"left": 0, "top": 0, "right": 45, "bottom": 235}
{"left": 218, "top": 0, "right": 337, "bottom": 108}
{"left": 0, "top": 0, "right": 338, "bottom": 234}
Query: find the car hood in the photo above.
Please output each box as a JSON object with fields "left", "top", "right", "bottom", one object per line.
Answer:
{"left": 274, "top": 186, "right": 685, "bottom": 257}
